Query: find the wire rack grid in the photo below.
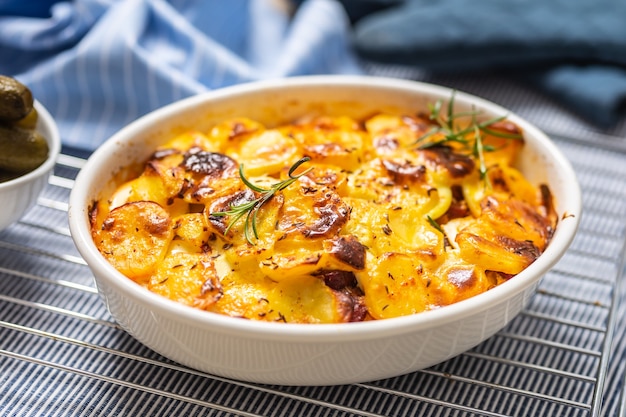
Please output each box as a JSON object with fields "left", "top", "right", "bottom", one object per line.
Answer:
{"left": 0, "top": 134, "right": 625, "bottom": 416}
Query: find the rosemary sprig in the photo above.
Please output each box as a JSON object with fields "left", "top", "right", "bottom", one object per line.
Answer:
{"left": 211, "top": 157, "right": 313, "bottom": 245}
{"left": 471, "top": 110, "right": 488, "bottom": 180}
{"left": 426, "top": 215, "right": 444, "bottom": 234}
{"left": 415, "top": 91, "right": 523, "bottom": 179}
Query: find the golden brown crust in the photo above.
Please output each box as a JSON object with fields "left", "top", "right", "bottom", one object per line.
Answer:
{"left": 92, "top": 113, "right": 555, "bottom": 323}
{"left": 94, "top": 201, "right": 173, "bottom": 282}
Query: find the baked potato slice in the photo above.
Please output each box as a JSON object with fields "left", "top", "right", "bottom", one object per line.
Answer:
{"left": 93, "top": 201, "right": 173, "bottom": 282}
{"left": 149, "top": 252, "right": 222, "bottom": 309}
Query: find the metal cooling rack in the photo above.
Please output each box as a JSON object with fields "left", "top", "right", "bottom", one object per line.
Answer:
{"left": 0, "top": 134, "right": 625, "bottom": 417}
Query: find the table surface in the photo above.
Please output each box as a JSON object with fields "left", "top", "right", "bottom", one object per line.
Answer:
{"left": 1, "top": 72, "right": 625, "bottom": 417}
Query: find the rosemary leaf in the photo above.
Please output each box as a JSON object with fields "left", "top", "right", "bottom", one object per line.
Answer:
{"left": 426, "top": 215, "right": 444, "bottom": 234}
{"left": 238, "top": 164, "right": 268, "bottom": 193}
{"left": 480, "top": 126, "right": 524, "bottom": 140}
{"left": 446, "top": 90, "right": 456, "bottom": 131}
{"left": 212, "top": 157, "right": 313, "bottom": 245}
{"left": 414, "top": 91, "right": 522, "bottom": 187}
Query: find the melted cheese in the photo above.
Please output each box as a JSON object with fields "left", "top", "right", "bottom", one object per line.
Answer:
{"left": 91, "top": 113, "right": 556, "bottom": 323}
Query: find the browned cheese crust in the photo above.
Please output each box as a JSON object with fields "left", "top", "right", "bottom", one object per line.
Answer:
{"left": 90, "top": 112, "right": 557, "bottom": 323}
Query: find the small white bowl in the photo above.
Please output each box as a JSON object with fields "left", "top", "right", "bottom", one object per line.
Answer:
{"left": 0, "top": 101, "right": 61, "bottom": 231}
{"left": 68, "top": 76, "right": 581, "bottom": 386}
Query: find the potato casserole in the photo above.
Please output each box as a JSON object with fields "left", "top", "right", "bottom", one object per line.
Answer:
{"left": 90, "top": 100, "right": 557, "bottom": 324}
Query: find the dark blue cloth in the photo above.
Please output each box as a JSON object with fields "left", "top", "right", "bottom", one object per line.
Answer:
{"left": 0, "top": 0, "right": 59, "bottom": 17}
{"left": 344, "top": 0, "right": 626, "bottom": 127}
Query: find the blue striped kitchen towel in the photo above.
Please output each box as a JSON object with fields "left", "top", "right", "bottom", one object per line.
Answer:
{"left": 0, "top": 0, "right": 363, "bottom": 150}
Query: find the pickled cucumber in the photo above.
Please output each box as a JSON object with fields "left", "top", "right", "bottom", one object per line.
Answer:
{"left": 0, "top": 125, "right": 49, "bottom": 173}
{"left": 0, "top": 75, "right": 49, "bottom": 182}
{"left": 0, "top": 75, "right": 34, "bottom": 121}
{"left": 12, "top": 107, "right": 39, "bottom": 130}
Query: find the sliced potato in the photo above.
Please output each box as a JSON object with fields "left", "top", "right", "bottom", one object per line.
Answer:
{"left": 93, "top": 201, "right": 173, "bottom": 282}
{"left": 265, "top": 275, "right": 343, "bottom": 323}
{"left": 235, "top": 130, "right": 301, "bottom": 177}
{"left": 149, "top": 252, "right": 221, "bottom": 309}
{"left": 356, "top": 252, "right": 433, "bottom": 320}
